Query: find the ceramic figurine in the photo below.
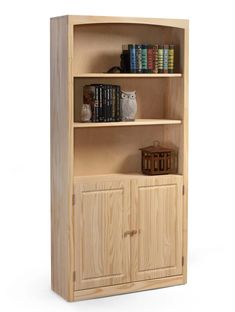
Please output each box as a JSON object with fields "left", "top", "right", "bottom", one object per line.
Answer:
{"left": 81, "top": 104, "right": 92, "bottom": 122}
{"left": 120, "top": 90, "right": 137, "bottom": 121}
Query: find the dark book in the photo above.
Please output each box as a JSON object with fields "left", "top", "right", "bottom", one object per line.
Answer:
{"left": 98, "top": 85, "right": 104, "bottom": 122}
{"left": 136, "top": 44, "right": 142, "bottom": 73}
{"left": 120, "top": 45, "right": 130, "bottom": 73}
{"left": 91, "top": 84, "right": 105, "bottom": 122}
{"left": 115, "top": 85, "right": 121, "bottom": 121}
{"left": 128, "top": 44, "right": 136, "bottom": 73}
{"left": 108, "top": 85, "right": 113, "bottom": 122}
{"left": 163, "top": 44, "right": 169, "bottom": 73}
{"left": 106, "top": 85, "right": 111, "bottom": 122}
{"left": 141, "top": 44, "right": 148, "bottom": 73}
{"left": 147, "top": 45, "right": 154, "bottom": 73}
{"left": 103, "top": 84, "right": 107, "bottom": 122}
{"left": 83, "top": 84, "right": 121, "bottom": 123}
{"left": 112, "top": 86, "right": 116, "bottom": 121}
{"left": 158, "top": 44, "right": 164, "bottom": 73}
{"left": 83, "top": 85, "right": 96, "bottom": 122}
{"left": 168, "top": 44, "right": 174, "bottom": 73}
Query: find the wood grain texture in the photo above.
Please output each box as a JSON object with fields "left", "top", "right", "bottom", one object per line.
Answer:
{"left": 74, "top": 77, "right": 178, "bottom": 122}
{"left": 74, "top": 126, "right": 164, "bottom": 176}
{"left": 182, "top": 23, "right": 189, "bottom": 283}
{"left": 68, "top": 15, "right": 189, "bottom": 28}
{"left": 74, "top": 73, "right": 182, "bottom": 78}
{"left": 131, "top": 175, "right": 183, "bottom": 281}
{"left": 50, "top": 16, "right": 74, "bottom": 301}
{"left": 74, "top": 173, "right": 182, "bottom": 182}
{"left": 72, "top": 23, "right": 184, "bottom": 74}
{"left": 73, "top": 124, "right": 183, "bottom": 176}
{"left": 50, "top": 15, "right": 189, "bottom": 301}
{"left": 73, "top": 275, "right": 184, "bottom": 301}
{"left": 74, "top": 119, "right": 182, "bottom": 128}
{"left": 74, "top": 179, "right": 131, "bottom": 290}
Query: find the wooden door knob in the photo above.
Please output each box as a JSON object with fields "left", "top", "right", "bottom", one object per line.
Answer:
{"left": 124, "top": 230, "right": 138, "bottom": 237}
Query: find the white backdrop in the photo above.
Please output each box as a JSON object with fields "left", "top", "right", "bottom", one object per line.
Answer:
{"left": 0, "top": 0, "right": 235, "bottom": 311}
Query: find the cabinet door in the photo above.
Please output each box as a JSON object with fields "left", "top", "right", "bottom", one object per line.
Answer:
{"left": 131, "top": 175, "right": 183, "bottom": 281}
{"left": 74, "top": 179, "right": 131, "bottom": 290}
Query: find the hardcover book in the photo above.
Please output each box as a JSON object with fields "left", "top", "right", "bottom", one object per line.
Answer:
{"left": 128, "top": 44, "right": 136, "bottom": 73}
{"left": 141, "top": 44, "right": 148, "bottom": 73}
{"left": 153, "top": 44, "right": 158, "bottom": 73}
{"left": 120, "top": 45, "right": 130, "bottom": 73}
{"left": 163, "top": 44, "right": 169, "bottom": 73}
{"left": 158, "top": 44, "right": 164, "bottom": 73}
{"left": 136, "top": 44, "right": 142, "bottom": 73}
{"left": 168, "top": 44, "right": 174, "bottom": 73}
{"left": 147, "top": 45, "right": 154, "bottom": 73}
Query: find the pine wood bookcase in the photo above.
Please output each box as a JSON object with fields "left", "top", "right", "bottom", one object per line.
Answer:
{"left": 50, "top": 15, "right": 189, "bottom": 301}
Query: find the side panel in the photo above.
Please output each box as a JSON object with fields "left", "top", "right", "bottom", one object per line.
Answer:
{"left": 74, "top": 179, "right": 131, "bottom": 290}
{"left": 50, "top": 16, "right": 73, "bottom": 300}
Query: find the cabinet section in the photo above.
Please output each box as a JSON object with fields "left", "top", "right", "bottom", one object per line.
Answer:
{"left": 73, "top": 179, "right": 131, "bottom": 290}
{"left": 131, "top": 175, "right": 183, "bottom": 281}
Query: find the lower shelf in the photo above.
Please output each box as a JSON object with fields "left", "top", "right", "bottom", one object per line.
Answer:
{"left": 73, "top": 275, "right": 185, "bottom": 301}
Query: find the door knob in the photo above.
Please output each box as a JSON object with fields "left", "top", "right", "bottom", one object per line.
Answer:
{"left": 131, "top": 230, "right": 137, "bottom": 236}
{"left": 124, "top": 230, "right": 138, "bottom": 237}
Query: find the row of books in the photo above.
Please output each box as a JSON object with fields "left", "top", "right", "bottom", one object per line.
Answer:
{"left": 120, "top": 44, "right": 175, "bottom": 74}
{"left": 83, "top": 84, "right": 121, "bottom": 122}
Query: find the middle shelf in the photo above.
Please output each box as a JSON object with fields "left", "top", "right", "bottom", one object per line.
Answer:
{"left": 74, "top": 73, "right": 182, "bottom": 78}
{"left": 74, "top": 119, "right": 182, "bottom": 128}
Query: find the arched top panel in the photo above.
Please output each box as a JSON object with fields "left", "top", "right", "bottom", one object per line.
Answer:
{"left": 68, "top": 15, "right": 188, "bottom": 29}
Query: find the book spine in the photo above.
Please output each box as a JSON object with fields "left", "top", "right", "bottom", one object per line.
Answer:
{"left": 106, "top": 85, "right": 110, "bottom": 121}
{"left": 147, "top": 45, "right": 154, "bottom": 73}
{"left": 168, "top": 44, "right": 174, "bottom": 73}
{"left": 141, "top": 44, "right": 148, "bottom": 73}
{"left": 103, "top": 85, "right": 107, "bottom": 122}
{"left": 112, "top": 86, "right": 116, "bottom": 121}
{"left": 128, "top": 44, "right": 136, "bottom": 73}
{"left": 98, "top": 85, "right": 104, "bottom": 122}
{"left": 153, "top": 44, "right": 158, "bottom": 73}
{"left": 109, "top": 85, "right": 113, "bottom": 122}
{"left": 115, "top": 85, "right": 121, "bottom": 121}
{"left": 136, "top": 44, "right": 142, "bottom": 73}
{"left": 158, "top": 45, "right": 164, "bottom": 73}
{"left": 120, "top": 44, "right": 130, "bottom": 73}
{"left": 163, "top": 44, "right": 169, "bottom": 73}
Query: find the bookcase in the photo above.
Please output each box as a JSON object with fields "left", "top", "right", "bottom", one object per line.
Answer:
{"left": 50, "top": 15, "right": 189, "bottom": 301}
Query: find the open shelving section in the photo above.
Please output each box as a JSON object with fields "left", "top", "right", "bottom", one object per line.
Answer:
{"left": 51, "top": 15, "right": 189, "bottom": 302}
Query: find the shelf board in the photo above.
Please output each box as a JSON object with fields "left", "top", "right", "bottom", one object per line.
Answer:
{"left": 74, "top": 73, "right": 182, "bottom": 78}
{"left": 74, "top": 119, "right": 182, "bottom": 128}
{"left": 74, "top": 173, "right": 183, "bottom": 183}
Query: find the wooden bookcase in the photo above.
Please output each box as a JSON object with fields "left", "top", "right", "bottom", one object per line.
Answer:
{"left": 50, "top": 15, "right": 189, "bottom": 301}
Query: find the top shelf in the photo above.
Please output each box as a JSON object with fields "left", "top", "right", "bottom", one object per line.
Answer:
{"left": 74, "top": 73, "right": 182, "bottom": 78}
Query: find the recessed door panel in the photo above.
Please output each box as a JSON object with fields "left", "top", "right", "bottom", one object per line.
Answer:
{"left": 74, "top": 179, "right": 130, "bottom": 290}
{"left": 131, "top": 175, "right": 183, "bottom": 281}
